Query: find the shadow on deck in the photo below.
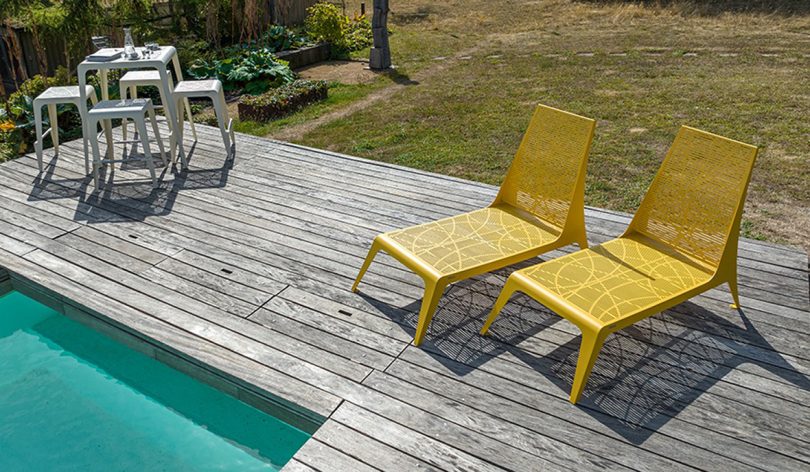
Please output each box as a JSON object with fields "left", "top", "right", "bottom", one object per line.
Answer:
{"left": 1, "top": 124, "right": 808, "bottom": 471}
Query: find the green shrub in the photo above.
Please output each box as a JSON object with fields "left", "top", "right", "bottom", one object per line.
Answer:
{"left": 304, "top": 2, "right": 346, "bottom": 45}
{"left": 9, "top": 69, "right": 70, "bottom": 104}
{"left": 176, "top": 38, "right": 217, "bottom": 72}
{"left": 238, "top": 79, "right": 328, "bottom": 122}
{"left": 343, "top": 14, "right": 373, "bottom": 52}
{"left": 188, "top": 47, "right": 296, "bottom": 95}
{"left": 304, "top": 2, "right": 372, "bottom": 56}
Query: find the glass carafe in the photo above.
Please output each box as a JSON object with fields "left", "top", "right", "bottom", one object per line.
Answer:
{"left": 123, "top": 28, "right": 136, "bottom": 58}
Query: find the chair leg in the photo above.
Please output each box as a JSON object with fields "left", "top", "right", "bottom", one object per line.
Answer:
{"left": 184, "top": 97, "right": 197, "bottom": 140}
{"left": 88, "top": 117, "right": 102, "bottom": 189}
{"left": 174, "top": 97, "right": 187, "bottom": 169}
{"left": 413, "top": 278, "right": 448, "bottom": 347}
{"left": 480, "top": 275, "right": 522, "bottom": 335}
{"left": 157, "top": 84, "right": 172, "bottom": 132}
{"left": 47, "top": 103, "right": 59, "bottom": 156}
{"left": 352, "top": 238, "right": 382, "bottom": 292}
{"left": 136, "top": 118, "right": 158, "bottom": 188}
{"left": 34, "top": 101, "right": 44, "bottom": 172}
{"left": 148, "top": 105, "right": 167, "bottom": 166}
{"left": 222, "top": 92, "right": 234, "bottom": 148}
{"left": 121, "top": 85, "right": 129, "bottom": 142}
{"left": 84, "top": 90, "right": 99, "bottom": 175}
{"left": 728, "top": 278, "right": 741, "bottom": 310}
{"left": 577, "top": 233, "right": 589, "bottom": 250}
{"left": 569, "top": 328, "right": 609, "bottom": 404}
{"left": 212, "top": 92, "right": 232, "bottom": 157}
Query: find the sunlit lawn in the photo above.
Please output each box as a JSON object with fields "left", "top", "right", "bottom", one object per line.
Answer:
{"left": 241, "top": 0, "right": 810, "bottom": 248}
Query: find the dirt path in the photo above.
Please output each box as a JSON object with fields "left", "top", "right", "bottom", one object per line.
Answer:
{"left": 268, "top": 45, "right": 483, "bottom": 142}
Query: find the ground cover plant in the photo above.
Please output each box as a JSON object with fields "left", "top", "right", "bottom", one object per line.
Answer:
{"left": 238, "top": 79, "right": 328, "bottom": 121}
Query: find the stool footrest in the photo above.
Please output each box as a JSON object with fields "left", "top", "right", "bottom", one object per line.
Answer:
{"left": 37, "top": 127, "right": 55, "bottom": 140}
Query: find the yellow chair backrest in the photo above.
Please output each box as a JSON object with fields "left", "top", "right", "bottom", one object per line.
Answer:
{"left": 495, "top": 105, "right": 595, "bottom": 232}
{"left": 626, "top": 126, "right": 758, "bottom": 271}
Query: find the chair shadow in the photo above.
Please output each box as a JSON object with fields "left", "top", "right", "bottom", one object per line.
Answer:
{"left": 358, "top": 258, "right": 556, "bottom": 374}
{"left": 509, "top": 300, "right": 810, "bottom": 443}
{"left": 27, "top": 130, "right": 234, "bottom": 225}
{"left": 359, "top": 259, "right": 810, "bottom": 444}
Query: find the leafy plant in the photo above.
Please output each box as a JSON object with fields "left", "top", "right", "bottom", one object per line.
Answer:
{"left": 188, "top": 47, "right": 296, "bottom": 95}
{"left": 343, "top": 14, "right": 373, "bottom": 52}
{"left": 260, "top": 25, "right": 311, "bottom": 52}
{"left": 304, "top": 2, "right": 346, "bottom": 46}
{"left": 238, "top": 79, "right": 328, "bottom": 122}
{"left": 176, "top": 37, "right": 217, "bottom": 72}
{"left": 304, "top": 2, "right": 373, "bottom": 57}
{"left": 0, "top": 110, "right": 23, "bottom": 162}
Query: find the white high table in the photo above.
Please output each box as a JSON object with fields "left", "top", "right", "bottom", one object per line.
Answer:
{"left": 77, "top": 46, "right": 187, "bottom": 169}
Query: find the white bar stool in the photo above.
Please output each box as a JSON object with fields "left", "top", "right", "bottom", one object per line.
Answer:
{"left": 173, "top": 79, "right": 234, "bottom": 169}
{"left": 87, "top": 99, "right": 167, "bottom": 189}
{"left": 34, "top": 85, "right": 99, "bottom": 173}
{"left": 119, "top": 70, "right": 197, "bottom": 143}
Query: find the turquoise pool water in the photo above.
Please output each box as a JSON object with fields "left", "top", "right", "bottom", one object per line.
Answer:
{"left": 0, "top": 291, "right": 311, "bottom": 471}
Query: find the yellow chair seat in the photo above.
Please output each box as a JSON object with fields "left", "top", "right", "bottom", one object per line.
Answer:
{"left": 353, "top": 104, "right": 597, "bottom": 346}
{"left": 514, "top": 234, "right": 713, "bottom": 327}
{"left": 481, "top": 126, "right": 759, "bottom": 404}
{"left": 382, "top": 204, "right": 561, "bottom": 278}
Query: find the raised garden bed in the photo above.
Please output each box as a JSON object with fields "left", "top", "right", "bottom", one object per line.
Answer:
{"left": 238, "top": 79, "right": 328, "bottom": 122}
{"left": 277, "top": 43, "right": 331, "bottom": 70}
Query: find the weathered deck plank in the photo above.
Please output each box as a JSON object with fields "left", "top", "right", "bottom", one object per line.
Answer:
{"left": 0, "top": 124, "right": 807, "bottom": 472}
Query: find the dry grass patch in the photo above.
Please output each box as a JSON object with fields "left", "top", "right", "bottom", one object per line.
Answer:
{"left": 257, "top": 1, "right": 810, "bottom": 249}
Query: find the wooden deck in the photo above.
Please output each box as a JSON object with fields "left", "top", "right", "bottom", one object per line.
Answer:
{"left": 0, "top": 123, "right": 808, "bottom": 471}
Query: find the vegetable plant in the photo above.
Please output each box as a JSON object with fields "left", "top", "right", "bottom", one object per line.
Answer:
{"left": 188, "top": 47, "right": 296, "bottom": 95}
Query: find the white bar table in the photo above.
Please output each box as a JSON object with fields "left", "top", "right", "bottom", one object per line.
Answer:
{"left": 77, "top": 46, "right": 188, "bottom": 168}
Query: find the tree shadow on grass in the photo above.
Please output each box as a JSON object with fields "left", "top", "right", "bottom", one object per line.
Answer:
{"left": 364, "top": 259, "right": 810, "bottom": 443}
{"left": 577, "top": 0, "right": 810, "bottom": 16}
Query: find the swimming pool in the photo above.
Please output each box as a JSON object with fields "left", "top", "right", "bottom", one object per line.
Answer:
{"left": 0, "top": 290, "right": 311, "bottom": 471}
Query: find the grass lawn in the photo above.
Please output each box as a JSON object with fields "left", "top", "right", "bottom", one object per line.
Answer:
{"left": 243, "top": 1, "right": 810, "bottom": 249}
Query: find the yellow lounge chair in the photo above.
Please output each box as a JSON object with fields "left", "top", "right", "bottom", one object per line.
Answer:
{"left": 352, "top": 104, "right": 596, "bottom": 346}
{"left": 481, "top": 126, "right": 758, "bottom": 404}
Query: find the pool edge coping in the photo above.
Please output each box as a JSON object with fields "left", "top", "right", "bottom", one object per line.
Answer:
{"left": 2, "top": 267, "right": 327, "bottom": 436}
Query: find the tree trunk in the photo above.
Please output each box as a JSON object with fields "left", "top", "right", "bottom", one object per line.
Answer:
{"left": 240, "top": 0, "right": 262, "bottom": 43}
{"left": 369, "top": 0, "right": 391, "bottom": 69}
{"left": 64, "top": 42, "right": 72, "bottom": 80}
{"left": 0, "top": 68, "right": 6, "bottom": 98}
{"left": 30, "top": 25, "right": 49, "bottom": 75}
{"left": 206, "top": 0, "right": 221, "bottom": 47}
{"left": 2, "top": 27, "right": 28, "bottom": 85}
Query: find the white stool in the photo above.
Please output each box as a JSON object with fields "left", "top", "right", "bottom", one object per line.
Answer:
{"left": 119, "top": 70, "right": 197, "bottom": 143}
{"left": 87, "top": 99, "right": 167, "bottom": 189}
{"left": 173, "top": 79, "right": 234, "bottom": 169}
{"left": 34, "top": 85, "right": 99, "bottom": 173}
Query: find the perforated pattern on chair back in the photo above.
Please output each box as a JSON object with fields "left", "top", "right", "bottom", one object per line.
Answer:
{"left": 629, "top": 126, "right": 758, "bottom": 269}
{"left": 497, "top": 105, "right": 595, "bottom": 229}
